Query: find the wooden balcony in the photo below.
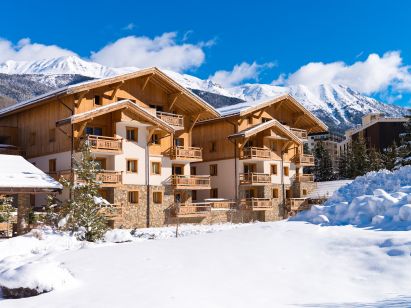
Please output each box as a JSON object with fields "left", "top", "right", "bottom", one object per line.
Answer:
{"left": 289, "top": 128, "right": 308, "bottom": 140}
{"left": 99, "top": 204, "right": 123, "bottom": 219}
{"left": 239, "top": 198, "right": 272, "bottom": 211}
{"left": 157, "top": 111, "right": 184, "bottom": 128}
{"left": 293, "top": 154, "right": 315, "bottom": 166}
{"left": 170, "top": 146, "right": 202, "bottom": 162}
{"left": 210, "top": 200, "right": 236, "bottom": 210}
{"left": 96, "top": 170, "right": 122, "bottom": 187}
{"left": 171, "top": 175, "right": 211, "bottom": 190}
{"left": 88, "top": 135, "right": 122, "bottom": 154}
{"left": 239, "top": 172, "right": 271, "bottom": 185}
{"left": 172, "top": 203, "right": 211, "bottom": 217}
{"left": 295, "top": 174, "right": 315, "bottom": 182}
{"left": 287, "top": 198, "right": 309, "bottom": 211}
{"left": 241, "top": 147, "right": 271, "bottom": 160}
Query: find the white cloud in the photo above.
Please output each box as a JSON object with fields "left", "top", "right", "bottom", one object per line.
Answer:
{"left": 210, "top": 61, "right": 275, "bottom": 87}
{"left": 90, "top": 32, "right": 206, "bottom": 72}
{"left": 0, "top": 38, "right": 77, "bottom": 62}
{"left": 279, "top": 51, "right": 411, "bottom": 95}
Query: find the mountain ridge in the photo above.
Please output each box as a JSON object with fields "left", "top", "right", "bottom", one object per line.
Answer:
{"left": 0, "top": 56, "right": 407, "bottom": 133}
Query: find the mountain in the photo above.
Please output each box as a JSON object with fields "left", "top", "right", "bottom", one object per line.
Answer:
{"left": 0, "top": 55, "right": 407, "bottom": 133}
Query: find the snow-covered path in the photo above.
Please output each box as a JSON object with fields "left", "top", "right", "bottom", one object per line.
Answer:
{"left": 1, "top": 221, "right": 411, "bottom": 307}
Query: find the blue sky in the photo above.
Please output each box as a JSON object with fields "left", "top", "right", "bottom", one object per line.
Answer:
{"left": 1, "top": 0, "right": 411, "bottom": 107}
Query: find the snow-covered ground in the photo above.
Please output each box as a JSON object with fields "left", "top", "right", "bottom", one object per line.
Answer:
{"left": 1, "top": 167, "right": 411, "bottom": 307}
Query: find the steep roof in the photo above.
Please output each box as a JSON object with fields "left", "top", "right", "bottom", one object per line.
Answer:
{"left": 217, "top": 94, "right": 328, "bottom": 133}
{"left": 228, "top": 119, "right": 302, "bottom": 144}
{"left": 0, "top": 155, "right": 63, "bottom": 193}
{"left": 0, "top": 67, "right": 219, "bottom": 120}
{"left": 56, "top": 99, "right": 175, "bottom": 133}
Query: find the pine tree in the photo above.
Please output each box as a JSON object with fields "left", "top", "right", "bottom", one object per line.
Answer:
{"left": 396, "top": 114, "right": 411, "bottom": 168}
{"left": 368, "top": 147, "right": 383, "bottom": 171}
{"left": 351, "top": 135, "right": 370, "bottom": 177}
{"left": 60, "top": 141, "right": 109, "bottom": 242}
{"left": 44, "top": 194, "right": 60, "bottom": 227}
{"left": 382, "top": 142, "right": 399, "bottom": 171}
{"left": 338, "top": 149, "right": 351, "bottom": 179}
{"left": 313, "top": 141, "right": 334, "bottom": 181}
{"left": 0, "top": 196, "right": 14, "bottom": 223}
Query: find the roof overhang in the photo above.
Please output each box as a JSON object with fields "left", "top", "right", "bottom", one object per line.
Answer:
{"left": 56, "top": 99, "right": 175, "bottom": 134}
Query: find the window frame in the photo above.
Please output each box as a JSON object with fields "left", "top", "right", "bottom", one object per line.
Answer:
{"left": 151, "top": 161, "right": 161, "bottom": 175}
{"left": 126, "top": 127, "right": 138, "bottom": 142}
{"left": 209, "top": 164, "right": 218, "bottom": 176}
{"left": 128, "top": 191, "right": 139, "bottom": 204}
{"left": 153, "top": 191, "right": 163, "bottom": 204}
{"left": 126, "top": 159, "right": 138, "bottom": 173}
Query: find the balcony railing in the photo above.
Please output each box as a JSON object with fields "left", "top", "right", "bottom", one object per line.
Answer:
{"left": 157, "top": 111, "right": 184, "bottom": 128}
{"left": 293, "top": 154, "right": 315, "bottom": 166}
{"left": 172, "top": 203, "right": 211, "bottom": 217}
{"left": 171, "top": 175, "right": 211, "bottom": 189}
{"left": 239, "top": 172, "right": 271, "bottom": 185}
{"left": 170, "top": 146, "right": 202, "bottom": 161}
{"left": 239, "top": 198, "right": 272, "bottom": 211}
{"left": 289, "top": 128, "right": 308, "bottom": 140}
{"left": 295, "top": 174, "right": 315, "bottom": 182}
{"left": 99, "top": 204, "right": 123, "bottom": 218}
{"left": 241, "top": 147, "right": 271, "bottom": 160}
{"left": 87, "top": 135, "right": 122, "bottom": 153}
{"left": 96, "top": 170, "right": 122, "bottom": 186}
{"left": 287, "top": 198, "right": 309, "bottom": 211}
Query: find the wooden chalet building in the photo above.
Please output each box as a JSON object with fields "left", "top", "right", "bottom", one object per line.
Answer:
{"left": 0, "top": 68, "right": 219, "bottom": 228}
{"left": 191, "top": 95, "right": 327, "bottom": 220}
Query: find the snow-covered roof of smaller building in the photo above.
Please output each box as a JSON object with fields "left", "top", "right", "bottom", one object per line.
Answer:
{"left": 306, "top": 180, "right": 353, "bottom": 200}
{"left": 0, "top": 155, "right": 63, "bottom": 193}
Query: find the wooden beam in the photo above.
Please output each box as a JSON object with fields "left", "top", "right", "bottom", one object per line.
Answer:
{"left": 57, "top": 126, "right": 71, "bottom": 139}
{"left": 146, "top": 127, "right": 156, "bottom": 143}
{"left": 110, "top": 81, "right": 124, "bottom": 99}
{"left": 282, "top": 141, "right": 292, "bottom": 151}
{"left": 74, "top": 121, "right": 89, "bottom": 138}
{"left": 168, "top": 92, "right": 182, "bottom": 111}
{"left": 273, "top": 101, "right": 283, "bottom": 112}
{"left": 189, "top": 113, "right": 202, "bottom": 133}
{"left": 294, "top": 114, "right": 304, "bottom": 126}
{"left": 74, "top": 90, "right": 89, "bottom": 108}
{"left": 141, "top": 74, "right": 154, "bottom": 92}
{"left": 239, "top": 137, "right": 250, "bottom": 150}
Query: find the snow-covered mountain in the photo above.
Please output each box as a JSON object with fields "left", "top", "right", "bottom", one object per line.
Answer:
{"left": 0, "top": 55, "right": 407, "bottom": 133}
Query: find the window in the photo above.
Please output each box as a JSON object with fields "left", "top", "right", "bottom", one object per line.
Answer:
{"left": 151, "top": 134, "right": 160, "bottom": 145}
{"left": 245, "top": 189, "right": 255, "bottom": 199}
{"left": 94, "top": 95, "right": 101, "bottom": 106}
{"left": 192, "top": 190, "right": 197, "bottom": 201}
{"left": 283, "top": 166, "right": 289, "bottom": 176}
{"left": 175, "top": 138, "right": 184, "bottom": 147}
{"left": 149, "top": 104, "right": 163, "bottom": 112}
{"left": 29, "top": 132, "right": 36, "bottom": 146}
{"left": 270, "top": 141, "right": 277, "bottom": 152}
{"left": 270, "top": 164, "right": 278, "bottom": 175}
{"left": 49, "top": 128, "right": 56, "bottom": 143}
{"left": 153, "top": 191, "right": 162, "bottom": 204}
{"left": 303, "top": 189, "right": 307, "bottom": 196}
{"left": 262, "top": 117, "right": 271, "bottom": 123}
{"left": 272, "top": 188, "right": 279, "bottom": 199}
{"left": 174, "top": 193, "right": 183, "bottom": 203}
{"left": 85, "top": 127, "right": 103, "bottom": 136}
{"left": 209, "top": 164, "right": 218, "bottom": 176}
{"left": 151, "top": 162, "right": 161, "bottom": 175}
{"left": 172, "top": 165, "right": 183, "bottom": 175}
{"left": 127, "top": 160, "right": 138, "bottom": 173}
{"left": 126, "top": 127, "right": 138, "bottom": 142}
{"left": 244, "top": 163, "right": 256, "bottom": 173}
{"left": 209, "top": 141, "right": 217, "bottom": 152}
{"left": 48, "top": 159, "right": 56, "bottom": 173}
{"left": 210, "top": 188, "right": 218, "bottom": 198}
{"left": 95, "top": 158, "right": 106, "bottom": 170}
{"left": 190, "top": 166, "right": 197, "bottom": 175}
{"left": 285, "top": 189, "right": 291, "bottom": 198}
{"left": 128, "top": 191, "right": 139, "bottom": 204}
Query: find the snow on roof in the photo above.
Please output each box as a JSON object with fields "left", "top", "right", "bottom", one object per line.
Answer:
{"left": 217, "top": 93, "right": 285, "bottom": 116}
{"left": 306, "top": 180, "right": 353, "bottom": 199}
{"left": 0, "top": 155, "right": 63, "bottom": 192}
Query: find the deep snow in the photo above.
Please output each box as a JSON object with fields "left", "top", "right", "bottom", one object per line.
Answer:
{"left": 1, "top": 222, "right": 411, "bottom": 307}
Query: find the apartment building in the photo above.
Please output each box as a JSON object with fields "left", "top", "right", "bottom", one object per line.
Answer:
{"left": 307, "top": 132, "right": 345, "bottom": 171}
{"left": 0, "top": 68, "right": 219, "bottom": 228}
{"left": 339, "top": 113, "right": 408, "bottom": 153}
{"left": 191, "top": 95, "right": 327, "bottom": 220}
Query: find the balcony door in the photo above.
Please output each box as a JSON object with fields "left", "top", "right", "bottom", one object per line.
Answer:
{"left": 244, "top": 163, "right": 256, "bottom": 174}
{"left": 95, "top": 158, "right": 106, "bottom": 170}
{"left": 244, "top": 188, "right": 256, "bottom": 199}
{"left": 172, "top": 164, "right": 184, "bottom": 175}
{"left": 85, "top": 126, "right": 103, "bottom": 136}
{"left": 174, "top": 138, "right": 184, "bottom": 147}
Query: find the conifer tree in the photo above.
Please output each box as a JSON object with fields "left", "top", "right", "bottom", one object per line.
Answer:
{"left": 60, "top": 141, "right": 109, "bottom": 242}
{"left": 396, "top": 114, "right": 411, "bottom": 168}
{"left": 351, "top": 135, "right": 370, "bottom": 177}
{"left": 313, "top": 141, "right": 334, "bottom": 181}
{"left": 368, "top": 147, "right": 383, "bottom": 171}
{"left": 382, "top": 142, "right": 399, "bottom": 171}
{"left": 338, "top": 149, "right": 351, "bottom": 179}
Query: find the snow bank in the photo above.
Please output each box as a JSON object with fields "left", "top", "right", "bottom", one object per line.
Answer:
{"left": 295, "top": 166, "right": 411, "bottom": 230}
{"left": 104, "top": 229, "right": 133, "bottom": 243}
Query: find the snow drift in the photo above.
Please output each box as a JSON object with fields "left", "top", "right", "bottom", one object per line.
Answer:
{"left": 295, "top": 166, "right": 411, "bottom": 230}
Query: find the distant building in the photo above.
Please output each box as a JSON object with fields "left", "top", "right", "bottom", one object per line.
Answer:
{"left": 307, "top": 132, "right": 345, "bottom": 171}
{"left": 339, "top": 113, "right": 408, "bottom": 153}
